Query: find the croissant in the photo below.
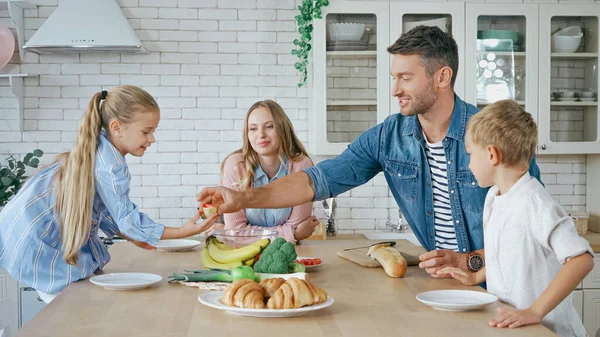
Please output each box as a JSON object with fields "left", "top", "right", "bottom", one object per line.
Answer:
{"left": 266, "top": 277, "right": 328, "bottom": 309}
{"left": 258, "top": 277, "right": 286, "bottom": 298}
{"left": 221, "top": 279, "right": 265, "bottom": 309}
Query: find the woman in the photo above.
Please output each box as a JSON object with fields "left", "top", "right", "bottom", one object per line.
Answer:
{"left": 219, "top": 100, "right": 318, "bottom": 243}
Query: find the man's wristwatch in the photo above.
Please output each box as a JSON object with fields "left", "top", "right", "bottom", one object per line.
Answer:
{"left": 466, "top": 252, "right": 484, "bottom": 272}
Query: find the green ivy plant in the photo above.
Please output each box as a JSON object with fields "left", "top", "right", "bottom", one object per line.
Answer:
{"left": 292, "top": 0, "right": 329, "bottom": 88}
{"left": 0, "top": 149, "right": 44, "bottom": 207}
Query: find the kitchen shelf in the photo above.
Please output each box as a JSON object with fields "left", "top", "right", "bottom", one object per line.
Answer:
{"left": 478, "top": 100, "right": 526, "bottom": 106}
{"left": 551, "top": 52, "right": 598, "bottom": 59}
{"left": 479, "top": 51, "right": 526, "bottom": 57}
{"left": 0, "top": 73, "right": 35, "bottom": 131}
{"left": 0, "top": 1, "right": 36, "bottom": 62}
{"left": 550, "top": 101, "right": 598, "bottom": 107}
{"left": 327, "top": 99, "right": 377, "bottom": 106}
{"left": 326, "top": 50, "right": 377, "bottom": 58}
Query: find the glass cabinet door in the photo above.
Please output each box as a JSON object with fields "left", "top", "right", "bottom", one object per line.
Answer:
{"left": 390, "top": 3, "right": 465, "bottom": 103}
{"left": 539, "top": 5, "right": 600, "bottom": 153}
{"left": 311, "top": 1, "right": 389, "bottom": 155}
{"left": 465, "top": 4, "right": 538, "bottom": 117}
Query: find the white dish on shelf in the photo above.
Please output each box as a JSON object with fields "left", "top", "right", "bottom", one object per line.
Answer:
{"left": 155, "top": 239, "right": 201, "bottom": 252}
{"left": 328, "top": 23, "right": 366, "bottom": 41}
{"left": 198, "top": 291, "right": 334, "bottom": 318}
{"left": 558, "top": 97, "right": 578, "bottom": 101}
{"left": 416, "top": 290, "right": 498, "bottom": 312}
{"left": 579, "top": 98, "right": 596, "bottom": 102}
{"left": 89, "top": 273, "right": 162, "bottom": 290}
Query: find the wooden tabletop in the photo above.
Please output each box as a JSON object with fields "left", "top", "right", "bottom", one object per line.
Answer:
{"left": 582, "top": 231, "right": 600, "bottom": 253}
{"left": 16, "top": 239, "right": 556, "bottom": 337}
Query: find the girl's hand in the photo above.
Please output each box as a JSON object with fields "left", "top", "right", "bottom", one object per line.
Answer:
{"left": 436, "top": 267, "right": 478, "bottom": 286}
{"left": 180, "top": 211, "right": 219, "bottom": 237}
{"left": 489, "top": 307, "right": 543, "bottom": 329}
{"left": 294, "top": 215, "right": 319, "bottom": 241}
{"left": 130, "top": 240, "right": 156, "bottom": 250}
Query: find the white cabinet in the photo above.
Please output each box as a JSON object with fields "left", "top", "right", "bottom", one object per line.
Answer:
{"left": 583, "top": 289, "right": 600, "bottom": 337}
{"left": 465, "top": 4, "right": 538, "bottom": 118}
{"left": 310, "top": 1, "right": 390, "bottom": 155}
{"left": 538, "top": 5, "right": 600, "bottom": 154}
{"left": 0, "top": 268, "right": 19, "bottom": 337}
{"left": 584, "top": 254, "right": 600, "bottom": 289}
{"left": 573, "top": 289, "right": 583, "bottom": 319}
{"left": 390, "top": 2, "right": 466, "bottom": 101}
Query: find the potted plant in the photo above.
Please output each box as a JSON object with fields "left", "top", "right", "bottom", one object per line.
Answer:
{"left": 0, "top": 149, "right": 44, "bottom": 208}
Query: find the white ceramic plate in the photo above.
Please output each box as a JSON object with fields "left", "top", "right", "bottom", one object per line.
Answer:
{"left": 558, "top": 97, "right": 578, "bottom": 101}
{"left": 416, "top": 290, "right": 498, "bottom": 312}
{"left": 580, "top": 97, "right": 596, "bottom": 102}
{"left": 198, "top": 291, "right": 334, "bottom": 318}
{"left": 89, "top": 273, "right": 162, "bottom": 291}
{"left": 296, "top": 256, "right": 325, "bottom": 271}
{"left": 155, "top": 239, "right": 201, "bottom": 252}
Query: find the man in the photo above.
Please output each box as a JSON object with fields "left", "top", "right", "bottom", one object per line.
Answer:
{"left": 199, "top": 26, "right": 541, "bottom": 278}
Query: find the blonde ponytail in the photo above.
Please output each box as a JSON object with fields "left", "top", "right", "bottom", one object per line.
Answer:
{"left": 53, "top": 85, "right": 159, "bottom": 265}
{"left": 55, "top": 92, "right": 103, "bottom": 265}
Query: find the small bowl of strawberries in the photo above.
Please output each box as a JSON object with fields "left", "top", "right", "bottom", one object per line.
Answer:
{"left": 295, "top": 257, "right": 324, "bottom": 271}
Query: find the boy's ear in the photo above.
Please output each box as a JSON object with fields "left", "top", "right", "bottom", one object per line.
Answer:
{"left": 487, "top": 145, "right": 502, "bottom": 166}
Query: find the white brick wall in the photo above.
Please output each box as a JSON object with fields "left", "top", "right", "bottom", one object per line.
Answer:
{"left": 0, "top": 0, "right": 596, "bottom": 233}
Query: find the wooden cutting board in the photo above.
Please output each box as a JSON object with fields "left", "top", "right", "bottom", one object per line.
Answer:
{"left": 337, "top": 239, "right": 426, "bottom": 267}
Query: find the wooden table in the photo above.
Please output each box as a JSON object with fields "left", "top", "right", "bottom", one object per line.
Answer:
{"left": 16, "top": 239, "right": 556, "bottom": 337}
{"left": 583, "top": 231, "right": 600, "bottom": 253}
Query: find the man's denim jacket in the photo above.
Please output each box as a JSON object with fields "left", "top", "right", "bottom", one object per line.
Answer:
{"left": 305, "top": 95, "right": 541, "bottom": 253}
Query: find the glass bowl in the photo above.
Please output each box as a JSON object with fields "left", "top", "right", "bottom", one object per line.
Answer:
{"left": 211, "top": 229, "right": 278, "bottom": 248}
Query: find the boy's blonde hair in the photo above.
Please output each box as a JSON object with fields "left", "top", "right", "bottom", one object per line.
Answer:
{"left": 221, "top": 99, "right": 311, "bottom": 191}
{"left": 54, "top": 85, "right": 159, "bottom": 266}
{"left": 466, "top": 100, "right": 537, "bottom": 168}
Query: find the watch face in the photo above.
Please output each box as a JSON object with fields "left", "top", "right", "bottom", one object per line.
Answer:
{"left": 469, "top": 254, "right": 484, "bottom": 271}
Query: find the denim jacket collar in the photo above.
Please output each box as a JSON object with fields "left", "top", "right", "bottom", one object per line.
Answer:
{"left": 401, "top": 94, "right": 468, "bottom": 142}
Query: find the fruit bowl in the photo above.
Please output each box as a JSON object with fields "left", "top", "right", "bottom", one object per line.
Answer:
{"left": 212, "top": 229, "right": 278, "bottom": 248}
{"left": 328, "top": 23, "right": 366, "bottom": 41}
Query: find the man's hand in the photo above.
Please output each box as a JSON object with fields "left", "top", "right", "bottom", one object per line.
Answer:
{"left": 197, "top": 186, "right": 245, "bottom": 215}
{"left": 294, "top": 216, "right": 319, "bottom": 241}
{"left": 418, "top": 249, "right": 466, "bottom": 278}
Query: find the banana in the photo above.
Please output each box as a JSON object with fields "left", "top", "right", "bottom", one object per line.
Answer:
{"left": 200, "top": 247, "right": 242, "bottom": 270}
{"left": 250, "top": 238, "right": 270, "bottom": 250}
{"left": 207, "top": 239, "right": 262, "bottom": 264}
{"left": 210, "top": 237, "right": 233, "bottom": 250}
{"left": 243, "top": 258, "right": 255, "bottom": 266}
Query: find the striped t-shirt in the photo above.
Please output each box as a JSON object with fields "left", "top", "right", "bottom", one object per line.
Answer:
{"left": 423, "top": 135, "right": 458, "bottom": 251}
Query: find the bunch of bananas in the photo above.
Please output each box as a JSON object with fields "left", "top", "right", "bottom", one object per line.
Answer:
{"left": 200, "top": 236, "right": 270, "bottom": 270}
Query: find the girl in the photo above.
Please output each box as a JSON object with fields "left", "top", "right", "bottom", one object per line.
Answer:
{"left": 0, "top": 86, "right": 218, "bottom": 303}
{"left": 219, "top": 100, "right": 318, "bottom": 243}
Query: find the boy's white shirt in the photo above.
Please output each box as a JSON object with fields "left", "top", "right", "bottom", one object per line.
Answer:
{"left": 483, "top": 172, "right": 593, "bottom": 337}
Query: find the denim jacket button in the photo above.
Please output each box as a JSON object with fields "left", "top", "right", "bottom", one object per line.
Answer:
{"left": 397, "top": 173, "right": 402, "bottom": 177}
{"left": 471, "top": 182, "right": 476, "bottom": 186}
{"left": 450, "top": 190, "right": 455, "bottom": 194}
{"left": 455, "top": 220, "right": 459, "bottom": 224}
{"left": 462, "top": 248, "right": 467, "bottom": 252}
{"left": 447, "top": 160, "right": 451, "bottom": 165}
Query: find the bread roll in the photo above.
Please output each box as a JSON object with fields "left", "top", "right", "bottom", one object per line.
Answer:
{"left": 367, "top": 244, "right": 407, "bottom": 278}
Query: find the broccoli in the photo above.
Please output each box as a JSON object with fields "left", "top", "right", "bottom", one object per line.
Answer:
{"left": 253, "top": 237, "right": 298, "bottom": 274}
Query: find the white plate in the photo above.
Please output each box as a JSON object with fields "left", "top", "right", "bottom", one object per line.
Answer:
{"left": 580, "top": 97, "right": 596, "bottom": 102}
{"left": 89, "top": 273, "right": 162, "bottom": 291}
{"left": 155, "top": 239, "right": 201, "bottom": 252}
{"left": 296, "top": 256, "right": 325, "bottom": 271}
{"left": 416, "top": 290, "right": 498, "bottom": 312}
{"left": 558, "top": 97, "right": 578, "bottom": 101}
{"left": 198, "top": 291, "right": 334, "bottom": 318}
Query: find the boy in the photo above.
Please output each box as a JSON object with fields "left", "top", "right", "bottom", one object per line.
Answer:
{"left": 438, "top": 100, "right": 594, "bottom": 337}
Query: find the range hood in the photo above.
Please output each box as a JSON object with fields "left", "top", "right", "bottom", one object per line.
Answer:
{"left": 23, "top": 0, "right": 147, "bottom": 54}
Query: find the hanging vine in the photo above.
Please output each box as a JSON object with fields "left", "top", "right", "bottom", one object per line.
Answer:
{"left": 292, "top": 0, "right": 330, "bottom": 88}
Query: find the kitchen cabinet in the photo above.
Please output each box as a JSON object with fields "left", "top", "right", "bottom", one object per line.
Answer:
{"left": 465, "top": 4, "right": 538, "bottom": 119}
{"left": 538, "top": 5, "right": 600, "bottom": 154}
{"left": 310, "top": 1, "right": 390, "bottom": 155}
{"left": 583, "top": 289, "right": 600, "bottom": 337}
{"left": 0, "top": 268, "right": 19, "bottom": 337}
{"left": 310, "top": 2, "right": 600, "bottom": 155}
{"left": 573, "top": 289, "right": 583, "bottom": 319}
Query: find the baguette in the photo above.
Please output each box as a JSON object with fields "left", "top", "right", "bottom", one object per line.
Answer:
{"left": 367, "top": 244, "right": 407, "bottom": 278}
